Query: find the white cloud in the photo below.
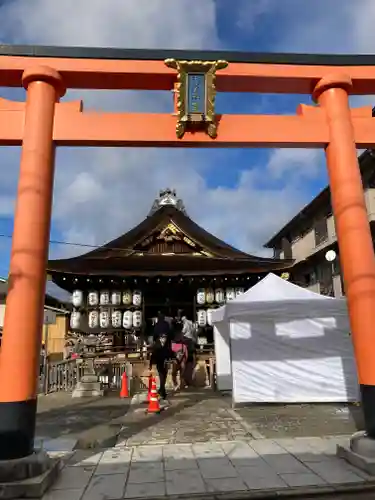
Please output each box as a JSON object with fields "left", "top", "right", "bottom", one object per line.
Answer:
{"left": 0, "top": 0, "right": 373, "bottom": 268}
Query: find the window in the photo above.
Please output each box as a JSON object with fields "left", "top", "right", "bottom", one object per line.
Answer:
{"left": 281, "top": 238, "right": 293, "bottom": 259}
{"left": 273, "top": 248, "right": 281, "bottom": 259}
{"left": 303, "top": 269, "right": 317, "bottom": 286}
{"left": 314, "top": 218, "right": 328, "bottom": 246}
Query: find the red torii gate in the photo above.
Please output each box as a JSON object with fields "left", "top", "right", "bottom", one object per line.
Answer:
{"left": 0, "top": 46, "right": 375, "bottom": 463}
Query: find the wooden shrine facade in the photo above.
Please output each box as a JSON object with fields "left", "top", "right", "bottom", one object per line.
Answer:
{"left": 47, "top": 189, "right": 293, "bottom": 342}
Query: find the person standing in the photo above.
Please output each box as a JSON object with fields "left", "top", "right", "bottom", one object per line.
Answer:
{"left": 171, "top": 333, "right": 188, "bottom": 391}
{"left": 153, "top": 312, "right": 171, "bottom": 342}
{"left": 181, "top": 315, "right": 197, "bottom": 387}
{"left": 149, "top": 332, "right": 173, "bottom": 401}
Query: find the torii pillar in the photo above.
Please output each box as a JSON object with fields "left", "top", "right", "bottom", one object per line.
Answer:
{"left": 0, "top": 66, "right": 65, "bottom": 461}
{"left": 314, "top": 74, "right": 375, "bottom": 459}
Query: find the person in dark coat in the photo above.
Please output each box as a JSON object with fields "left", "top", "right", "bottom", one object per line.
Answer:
{"left": 149, "top": 332, "right": 173, "bottom": 401}
{"left": 153, "top": 312, "right": 171, "bottom": 342}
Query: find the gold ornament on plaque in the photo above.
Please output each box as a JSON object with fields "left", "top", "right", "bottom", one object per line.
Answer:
{"left": 164, "top": 59, "right": 228, "bottom": 139}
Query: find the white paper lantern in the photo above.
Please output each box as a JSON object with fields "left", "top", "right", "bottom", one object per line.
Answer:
{"left": 198, "top": 336, "right": 208, "bottom": 346}
{"left": 87, "top": 291, "right": 99, "bottom": 307}
{"left": 100, "top": 290, "right": 110, "bottom": 306}
{"left": 70, "top": 311, "right": 81, "bottom": 329}
{"left": 111, "top": 291, "right": 121, "bottom": 306}
{"left": 206, "top": 309, "right": 213, "bottom": 326}
{"left": 226, "top": 287, "right": 235, "bottom": 302}
{"left": 72, "top": 290, "right": 83, "bottom": 308}
{"left": 197, "top": 309, "right": 207, "bottom": 327}
{"left": 235, "top": 287, "right": 245, "bottom": 297}
{"left": 133, "top": 310, "right": 142, "bottom": 328}
{"left": 196, "top": 288, "right": 206, "bottom": 305}
{"left": 88, "top": 310, "right": 99, "bottom": 329}
{"left": 111, "top": 310, "right": 122, "bottom": 328}
{"left": 123, "top": 310, "right": 133, "bottom": 329}
{"left": 122, "top": 289, "right": 132, "bottom": 305}
{"left": 206, "top": 288, "right": 214, "bottom": 304}
{"left": 215, "top": 288, "right": 225, "bottom": 304}
{"left": 99, "top": 308, "right": 110, "bottom": 328}
{"left": 132, "top": 290, "right": 142, "bottom": 307}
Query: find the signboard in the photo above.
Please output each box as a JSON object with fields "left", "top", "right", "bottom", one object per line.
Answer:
{"left": 187, "top": 73, "right": 206, "bottom": 114}
{"left": 43, "top": 309, "right": 57, "bottom": 325}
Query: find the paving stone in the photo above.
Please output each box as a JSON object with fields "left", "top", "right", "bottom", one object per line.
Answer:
{"left": 68, "top": 451, "right": 104, "bottom": 467}
{"left": 99, "top": 448, "right": 132, "bottom": 465}
{"left": 165, "top": 469, "right": 206, "bottom": 495}
{"left": 128, "top": 463, "right": 164, "bottom": 483}
{"left": 132, "top": 446, "right": 163, "bottom": 462}
{"left": 198, "top": 457, "right": 238, "bottom": 479}
{"left": 221, "top": 441, "right": 260, "bottom": 467}
{"left": 280, "top": 472, "right": 327, "bottom": 487}
{"left": 192, "top": 442, "right": 226, "bottom": 458}
{"left": 124, "top": 481, "right": 166, "bottom": 498}
{"left": 163, "top": 444, "right": 194, "bottom": 458}
{"left": 305, "top": 459, "right": 365, "bottom": 484}
{"left": 82, "top": 473, "right": 127, "bottom": 500}
{"left": 205, "top": 476, "right": 248, "bottom": 492}
{"left": 51, "top": 465, "right": 95, "bottom": 490}
{"left": 241, "top": 472, "right": 288, "bottom": 490}
{"left": 95, "top": 462, "right": 129, "bottom": 475}
{"left": 43, "top": 488, "right": 85, "bottom": 500}
{"left": 262, "top": 454, "right": 312, "bottom": 474}
{"left": 249, "top": 439, "right": 285, "bottom": 456}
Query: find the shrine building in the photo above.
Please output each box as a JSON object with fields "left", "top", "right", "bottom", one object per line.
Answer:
{"left": 47, "top": 189, "right": 293, "bottom": 349}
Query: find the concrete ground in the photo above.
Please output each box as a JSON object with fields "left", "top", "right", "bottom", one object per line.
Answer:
{"left": 36, "top": 389, "right": 364, "bottom": 446}
{"left": 42, "top": 436, "right": 375, "bottom": 499}
{"left": 35, "top": 390, "right": 370, "bottom": 499}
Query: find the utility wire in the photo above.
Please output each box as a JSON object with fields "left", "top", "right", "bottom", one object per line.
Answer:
{"left": 0, "top": 232, "right": 255, "bottom": 261}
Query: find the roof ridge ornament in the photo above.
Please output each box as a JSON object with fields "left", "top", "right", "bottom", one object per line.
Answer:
{"left": 148, "top": 188, "right": 187, "bottom": 215}
{"left": 164, "top": 59, "right": 228, "bottom": 139}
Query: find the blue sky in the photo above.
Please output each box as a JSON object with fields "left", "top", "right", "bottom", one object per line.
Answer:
{"left": 0, "top": 0, "right": 373, "bottom": 296}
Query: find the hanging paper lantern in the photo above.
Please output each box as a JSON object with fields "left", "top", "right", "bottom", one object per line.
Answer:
{"left": 123, "top": 310, "right": 133, "bottom": 329}
{"left": 100, "top": 290, "right": 110, "bottom": 306}
{"left": 111, "top": 291, "right": 122, "bottom": 306}
{"left": 99, "top": 308, "right": 110, "bottom": 329}
{"left": 122, "top": 289, "right": 132, "bottom": 305}
{"left": 72, "top": 290, "right": 83, "bottom": 308}
{"left": 197, "top": 309, "right": 207, "bottom": 327}
{"left": 196, "top": 288, "right": 206, "bottom": 305}
{"left": 215, "top": 288, "right": 225, "bottom": 304}
{"left": 111, "top": 310, "right": 122, "bottom": 328}
{"left": 133, "top": 310, "right": 142, "bottom": 328}
{"left": 206, "top": 309, "right": 213, "bottom": 326}
{"left": 87, "top": 290, "right": 99, "bottom": 307}
{"left": 70, "top": 311, "right": 81, "bottom": 329}
{"left": 132, "top": 290, "right": 142, "bottom": 307}
{"left": 235, "top": 287, "right": 245, "bottom": 297}
{"left": 88, "top": 310, "right": 99, "bottom": 329}
{"left": 206, "top": 288, "right": 214, "bottom": 304}
{"left": 226, "top": 287, "right": 236, "bottom": 302}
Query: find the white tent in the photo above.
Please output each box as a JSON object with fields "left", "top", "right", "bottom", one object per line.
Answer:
{"left": 211, "top": 273, "right": 359, "bottom": 403}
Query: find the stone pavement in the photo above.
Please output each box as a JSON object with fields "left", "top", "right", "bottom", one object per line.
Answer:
{"left": 35, "top": 389, "right": 364, "bottom": 448}
{"left": 41, "top": 436, "right": 375, "bottom": 499}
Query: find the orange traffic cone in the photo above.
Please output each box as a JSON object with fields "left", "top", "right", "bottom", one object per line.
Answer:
{"left": 147, "top": 374, "right": 152, "bottom": 402}
{"left": 120, "top": 371, "right": 129, "bottom": 398}
{"left": 146, "top": 377, "right": 161, "bottom": 414}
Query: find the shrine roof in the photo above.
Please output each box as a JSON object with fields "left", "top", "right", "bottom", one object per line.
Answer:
{"left": 47, "top": 189, "right": 293, "bottom": 276}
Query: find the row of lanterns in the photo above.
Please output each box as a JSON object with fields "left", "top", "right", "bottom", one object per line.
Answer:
{"left": 71, "top": 290, "right": 142, "bottom": 308}
{"left": 70, "top": 310, "right": 143, "bottom": 330}
{"left": 196, "top": 287, "right": 244, "bottom": 305}
{"left": 197, "top": 309, "right": 215, "bottom": 327}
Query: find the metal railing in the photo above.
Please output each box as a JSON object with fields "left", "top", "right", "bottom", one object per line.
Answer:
{"left": 41, "top": 345, "right": 216, "bottom": 394}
